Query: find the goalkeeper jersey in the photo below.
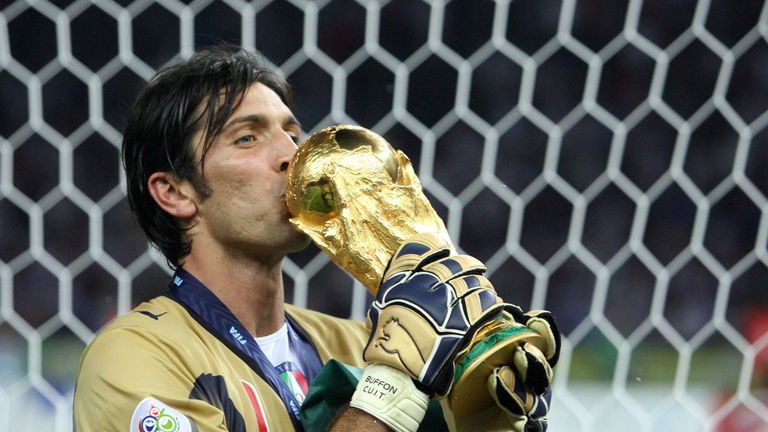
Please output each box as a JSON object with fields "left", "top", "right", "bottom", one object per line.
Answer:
{"left": 73, "top": 270, "right": 368, "bottom": 432}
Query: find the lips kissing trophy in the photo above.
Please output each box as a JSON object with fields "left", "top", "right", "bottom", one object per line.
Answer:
{"left": 286, "top": 125, "right": 559, "bottom": 431}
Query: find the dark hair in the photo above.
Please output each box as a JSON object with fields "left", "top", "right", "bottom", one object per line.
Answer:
{"left": 122, "top": 46, "right": 294, "bottom": 268}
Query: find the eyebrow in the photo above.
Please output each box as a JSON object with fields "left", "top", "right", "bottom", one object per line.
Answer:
{"left": 221, "top": 114, "right": 302, "bottom": 135}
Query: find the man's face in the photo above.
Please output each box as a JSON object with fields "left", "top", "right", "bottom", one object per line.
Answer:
{"left": 188, "top": 82, "right": 309, "bottom": 260}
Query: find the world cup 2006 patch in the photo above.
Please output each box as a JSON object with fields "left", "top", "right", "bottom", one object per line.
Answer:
{"left": 130, "top": 397, "right": 193, "bottom": 432}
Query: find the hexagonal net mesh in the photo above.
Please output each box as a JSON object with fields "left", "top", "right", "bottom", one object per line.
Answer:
{"left": 1, "top": 0, "right": 767, "bottom": 430}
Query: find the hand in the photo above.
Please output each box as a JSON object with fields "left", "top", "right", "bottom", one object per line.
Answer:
{"left": 351, "top": 233, "right": 504, "bottom": 432}
{"left": 366, "top": 232, "right": 505, "bottom": 395}
{"left": 488, "top": 309, "right": 561, "bottom": 432}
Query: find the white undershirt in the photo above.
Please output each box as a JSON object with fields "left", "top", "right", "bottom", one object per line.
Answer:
{"left": 254, "top": 322, "right": 309, "bottom": 403}
{"left": 253, "top": 322, "right": 303, "bottom": 370}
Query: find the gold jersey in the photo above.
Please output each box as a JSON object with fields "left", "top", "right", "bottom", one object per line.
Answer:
{"left": 74, "top": 296, "right": 368, "bottom": 432}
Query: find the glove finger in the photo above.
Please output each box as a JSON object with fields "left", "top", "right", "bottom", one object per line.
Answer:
{"left": 448, "top": 274, "right": 502, "bottom": 326}
{"left": 529, "top": 387, "right": 552, "bottom": 421}
{"left": 524, "top": 417, "right": 548, "bottom": 432}
{"left": 489, "top": 366, "right": 552, "bottom": 432}
{"left": 488, "top": 365, "right": 529, "bottom": 417}
{"left": 449, "top": 273, "right": 495, "bottom": 298}
{"left": 421, "top": 254, "right": 487, "bottom": 283}
{"left": 503, "top": 303, "right": 526, "bottom": 322}
{"left": 523, "top": 310, "right": 561, "bottom": 366}
{"left": 514, "top": 344, "right": 553, "bottom": 394}
{"left": 383, "top": 233, "right": 451, "bottom": 280}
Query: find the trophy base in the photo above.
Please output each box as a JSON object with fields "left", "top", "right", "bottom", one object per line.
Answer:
{"left": 448, "top": 316, "right": 544, "bottom": 416}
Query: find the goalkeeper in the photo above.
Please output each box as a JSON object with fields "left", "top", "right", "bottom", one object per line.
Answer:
{"left": 73, "top": 45, "right": 559, "bottom": 432}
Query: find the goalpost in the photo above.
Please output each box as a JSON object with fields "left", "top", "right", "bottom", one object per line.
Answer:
{"left": 0, "top": 0, "right": 766, "bottom": 430}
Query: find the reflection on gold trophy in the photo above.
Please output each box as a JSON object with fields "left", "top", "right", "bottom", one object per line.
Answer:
{"left": 285, "top": 125, "right": 544, "bottom": 416}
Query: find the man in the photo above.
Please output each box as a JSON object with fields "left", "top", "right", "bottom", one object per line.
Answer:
{"left": 74, "top": 46, "right": 557, "bottom": 432}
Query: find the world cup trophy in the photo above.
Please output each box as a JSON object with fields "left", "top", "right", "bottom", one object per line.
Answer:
{"left": 285, "top": 125, "right": 547, "bottom": 417}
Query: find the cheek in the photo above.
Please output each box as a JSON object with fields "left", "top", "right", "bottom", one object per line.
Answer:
{"left": 210, "top": 168, "right": 281, "bottom": 222}
{"left": 208, "top": 157, "right": 263, "bottom": 191}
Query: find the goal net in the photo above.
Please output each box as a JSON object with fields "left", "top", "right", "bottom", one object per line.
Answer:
{"left": 1, "top": 0, "right": 766, "bottom": 430}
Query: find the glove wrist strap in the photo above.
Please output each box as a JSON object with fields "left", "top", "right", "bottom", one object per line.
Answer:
{"left": 350, "top": 363, "right": 430, "bottom": 432}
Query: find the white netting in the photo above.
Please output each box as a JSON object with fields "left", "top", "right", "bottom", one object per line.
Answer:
{"left": 1, "top": 0, "right": 767, "bottom": 430}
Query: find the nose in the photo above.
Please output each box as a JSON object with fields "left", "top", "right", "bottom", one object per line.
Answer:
{"left": 277, "top": 131, "right": 298, "bottom": 173}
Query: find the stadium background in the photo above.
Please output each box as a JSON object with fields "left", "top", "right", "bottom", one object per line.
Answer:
{"left": 1, "top": 0, "right": 767, "bottom": 430}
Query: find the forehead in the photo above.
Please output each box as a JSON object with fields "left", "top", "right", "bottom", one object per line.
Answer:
{"left": 231, "top": 82, "right": 292, "bottom": 117}
{"left": 191, "top": 82, "right": 295, "bottom": 155}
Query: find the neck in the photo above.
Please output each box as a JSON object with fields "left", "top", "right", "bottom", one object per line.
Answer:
{"left": 181, "top": 243, "right": 286, "bottom": 337}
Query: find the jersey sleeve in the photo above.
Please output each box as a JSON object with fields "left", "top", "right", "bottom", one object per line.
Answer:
{"left": 74, "top": 325, "right": 227, "bottom": 432}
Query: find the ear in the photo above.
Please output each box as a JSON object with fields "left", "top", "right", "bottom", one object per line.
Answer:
{"left": 147, "top": 172, "right": 198, "bottom": 219}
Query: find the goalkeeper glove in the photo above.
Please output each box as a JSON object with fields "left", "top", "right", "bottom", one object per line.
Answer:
{"left": 488, "top": 308, "right": 561, "bottom": 432}
{"left": 351, "top": 233, "right": 504, "bottom": 432}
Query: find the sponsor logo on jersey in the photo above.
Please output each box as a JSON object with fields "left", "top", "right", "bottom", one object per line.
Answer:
{"left": 130, "top": 397, "right": 193, "bottom": 432}
{"left": 137, "top": 310, "right": 167, "bottom": 320}
{"left": 241, "top": 380, "right": 270, "bottom": 432}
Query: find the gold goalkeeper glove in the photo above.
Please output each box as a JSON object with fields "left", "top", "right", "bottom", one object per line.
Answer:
{"left": 351, "top": 233, "right": 505, "bottom": 432}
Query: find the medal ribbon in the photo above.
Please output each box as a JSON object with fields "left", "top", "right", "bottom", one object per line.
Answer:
{"left": 168, "top": 268, "right": 322, "bottom": 431}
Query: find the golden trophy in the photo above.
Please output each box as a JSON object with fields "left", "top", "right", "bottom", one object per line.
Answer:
{"left": 285, "top": 125, "right": 545, "bottom": 416}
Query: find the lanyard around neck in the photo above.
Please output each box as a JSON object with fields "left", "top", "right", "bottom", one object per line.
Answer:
{"left": 168, "top": 268, "right": 322, "bottom": 431}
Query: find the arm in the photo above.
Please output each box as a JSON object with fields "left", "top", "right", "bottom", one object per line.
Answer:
{"left": 339, "top": 234, "right": 562, "bottom": 432}
{"left": 345, "top": 233, "right": 506, "bottom": 432}
{"left": 329, "top": 406, "right": 392, "bottom": 431}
